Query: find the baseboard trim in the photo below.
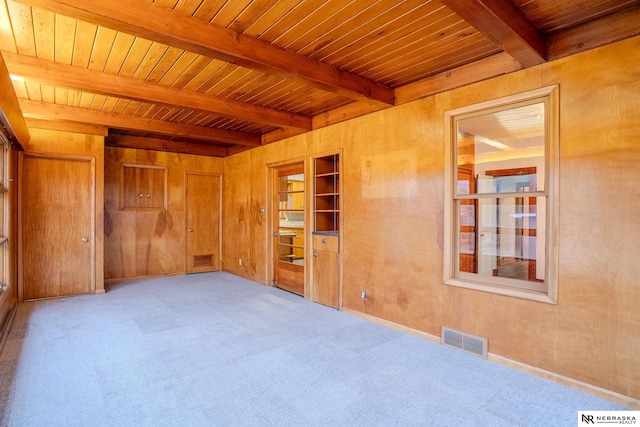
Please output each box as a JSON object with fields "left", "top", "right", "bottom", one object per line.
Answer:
{"left": 0, "top": 301, "right": 17, "bottom": 357}
{"left": 104, "top": 272, "right": 187, "bottom": 285}
{"left": 342, "top": 307, "right": 441, "bottom": 343}
{"left": 341, "top": 307, "right": 639, "bottom": 409}
{"left": 488, "top": 354, "right": 640, "bottom": 410}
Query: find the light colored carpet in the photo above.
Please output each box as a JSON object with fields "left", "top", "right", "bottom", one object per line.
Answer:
{"left": 0, "top": 272, "right": 625, "bottom": 426}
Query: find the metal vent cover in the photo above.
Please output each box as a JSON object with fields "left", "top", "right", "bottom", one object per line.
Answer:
{"left": 441, "top": 326, "right": 488, "bottom": 359}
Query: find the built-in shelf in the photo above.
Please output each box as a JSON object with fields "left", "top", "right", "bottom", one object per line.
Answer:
{"left": 314, "top": 154, "right": 340, "bottom": 233}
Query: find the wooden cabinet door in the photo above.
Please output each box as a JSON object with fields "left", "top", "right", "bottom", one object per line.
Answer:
{"left": 313, "top": 250, "right": 339, "bottom": 308}
{"left": 186, "top": 173, "right": 220, "bottom": 273}
{"left": 121, "top": 164, "right": 166, "bottom": 209}
{"left": 312, "top": 234, "right": 339, "bottom": 308}
{"left": 21, "top": 155, "right": 93, "bottom": 300}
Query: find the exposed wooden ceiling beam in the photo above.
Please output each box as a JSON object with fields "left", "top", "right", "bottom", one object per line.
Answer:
{"left": 441, "top": 0, "right": 545, "bottom": 67}
{"left": 263, "top": 53, "right": 522, "bottom": 144}
{"left": 547, "top": 5, "right": 640, "bottom": 60}
{"left": 25, "top": 118, "right": 108, "bottom": 136}
{"left": 14, "top": 0, "right": 395, "bottom": 106}
{"left": 261, "top": 128, "right": 306, "bottom": 146}
{"left": 0, "top": 51, "right": 29, "bottom": 148}
{"left": 19, "top": 100, "right": 261, "bottom": 146}
{"left": 3, "top": 52, "right": 311, "bottom": 132}
{"left": 395, "top": 52, "right": 522, "bottom": 104}
{"left": 106, "top": 135, "right": 228, "bottom": 158}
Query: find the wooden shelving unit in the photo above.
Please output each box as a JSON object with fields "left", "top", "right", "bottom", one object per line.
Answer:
{"left": 312, "top": 153, "right": 340, "bottom": 309}
{"left": 313, "top": 154, "right": 339, "bottom": 232}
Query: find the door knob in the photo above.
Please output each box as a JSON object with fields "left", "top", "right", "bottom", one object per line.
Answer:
{"left": 273, "top": 232, "right": 278, "bottom": 236}
{"left": 81, "top": 237, "right": 88, "bottom": 243}
{"left": 188, "top": 228, "right": 193, "bottom": 232}
{"left": 313, "top": 252, "right": 318, "bottom": 257}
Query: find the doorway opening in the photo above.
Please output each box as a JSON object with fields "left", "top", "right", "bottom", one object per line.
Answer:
{"left": 273, "top": 162, "right": 305, "bottom": 295}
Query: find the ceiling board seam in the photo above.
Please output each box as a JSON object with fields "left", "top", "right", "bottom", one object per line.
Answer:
{"left": 280, "top": 0, "right": 356, "bottom": 52}
{"left": 115, "top": 34, "right": 142, "bottom": 76}
{"left": 253, "top": 0, "right": 308, "bottom": 41}
{"left": 320, "top": 2, "right": 447, "bottom": 66}
{"left": 0, "top": 0, "right": 18, "bottom": 53}
{"left": 268, "top": 0, "right": 338, "bottom": 48}
{"left": 337, "top": 8, "right": 458, "bottom": 71}
{"left": 376, "top": 43, "right": 501, "bottom": 87}
{"left": 312, "top": 1, "right": 423, "bottom": 63}
{"left": 298, "top": 1, "right": 395, "bottom": 60}
{"left": 365, "top": 30, "right": 491, "bottom": 82}
{"left": 158, "top": 50, "right": 197, "bottom": 86}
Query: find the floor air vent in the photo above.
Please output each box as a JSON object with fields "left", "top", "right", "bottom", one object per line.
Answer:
{"left": 441, "top": 327, "right": 488, "bottom": 359}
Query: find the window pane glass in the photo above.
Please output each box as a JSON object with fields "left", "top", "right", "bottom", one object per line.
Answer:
{"left": 458, "top": 197, "right": 545, "bottom": 283}
{"left": 456, "top": 102, "right": 545, "bottom": 195}
{"left": 278, "top": 173, "right": 304, "bottom": 266}
{"left": 277, "top": 228, "right": 304, "bottom": 265}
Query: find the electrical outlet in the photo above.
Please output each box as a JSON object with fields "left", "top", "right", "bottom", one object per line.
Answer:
{"left": 361, "top": 290, "right": 367, "bottom": 300}
{"left": 238, "top": 258, "right": 243, "bottom": 266}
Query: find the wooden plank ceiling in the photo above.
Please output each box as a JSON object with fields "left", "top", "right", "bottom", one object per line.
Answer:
{"left": 0, "top": 0, "right": 638, "bottom": 157}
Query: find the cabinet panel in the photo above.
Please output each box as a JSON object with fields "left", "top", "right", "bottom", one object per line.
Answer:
{"left": 312, "top": 234, "right": 339, "bottom": 253}
{"left": 121, "top": 164, "right": 167, "bottom": 210}
{"left": 313, "top": 249, "right": 339, "bottom": 308}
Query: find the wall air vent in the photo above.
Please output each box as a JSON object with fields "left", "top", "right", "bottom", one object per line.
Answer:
{"left": 193, "top": 255, "right": 214, "bottom": 267}
{"left": 441, "top": 326, "right": 488, "bottom": 359}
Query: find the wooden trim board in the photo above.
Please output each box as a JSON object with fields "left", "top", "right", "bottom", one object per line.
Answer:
{"left": 342, "top": 307, "right": 639, "bottom": 409}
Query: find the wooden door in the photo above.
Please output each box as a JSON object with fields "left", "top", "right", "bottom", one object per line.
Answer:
{"left": 186, "top": 173, "right": 220, "bottom": 273}
{"left": 20, "top": 154, "right": 93, "bottom": 300}
{"left": 273, "top": 163, "right": 305, "bottom": 295}
{"left": 486, "top": 167, "right": 542, "bottom": 283}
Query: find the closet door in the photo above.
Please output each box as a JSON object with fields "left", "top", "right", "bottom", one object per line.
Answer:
{"left": 186, "top": 173, "right": 221, "bottom": 273}
{"left": 20, "top": 154, "right": 93, "bottom": 300}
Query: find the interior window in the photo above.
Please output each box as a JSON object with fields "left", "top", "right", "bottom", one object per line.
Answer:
{"left": 444, "top": 87, "right": 558, "bottom": 303}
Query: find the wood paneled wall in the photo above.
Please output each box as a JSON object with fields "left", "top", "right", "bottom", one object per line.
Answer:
{"left": 104, "top": 147, "right": 223, "bottom": 280}
{"left": 222, "top": 37, "right": 640, "bottom": 402}
{"left": 22, "top": 128, "right": 105, "bottom": 294}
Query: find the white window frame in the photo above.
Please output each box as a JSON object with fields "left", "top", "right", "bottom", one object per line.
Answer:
{"left": 443, "top": 86, "right": 559, "bottom": 304}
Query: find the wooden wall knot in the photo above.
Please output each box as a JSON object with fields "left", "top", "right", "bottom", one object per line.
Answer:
{"left": 154, "top": 210, "right": 174, "bottom": 237}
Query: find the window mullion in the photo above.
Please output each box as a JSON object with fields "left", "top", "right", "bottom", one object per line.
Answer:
{"left": 455, "top": 191, "right": 547, "bottom": 200}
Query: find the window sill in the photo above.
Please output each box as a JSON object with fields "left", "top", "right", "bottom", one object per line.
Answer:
{"left": 445, "top": 277, "right": 556, "bottom": 304}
